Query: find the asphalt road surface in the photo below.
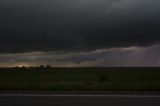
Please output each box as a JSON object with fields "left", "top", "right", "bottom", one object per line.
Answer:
{"left": 0, "top": 94, "right": 160, "bottom": 106}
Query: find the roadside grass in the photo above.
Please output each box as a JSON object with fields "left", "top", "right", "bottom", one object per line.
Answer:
{"left": 0, "top": 68, "right": 160, "bottom": 91}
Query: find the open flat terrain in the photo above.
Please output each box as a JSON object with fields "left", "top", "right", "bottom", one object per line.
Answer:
{"left": 0, "top": 67, "right": 160, "bottom": 91}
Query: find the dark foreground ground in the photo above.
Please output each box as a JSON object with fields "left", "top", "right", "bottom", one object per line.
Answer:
{"left": 0, "top": 67, "right": 160, "bottom": 91}
{"left": 0, "top": 94, "right": 160, "bottom": 106}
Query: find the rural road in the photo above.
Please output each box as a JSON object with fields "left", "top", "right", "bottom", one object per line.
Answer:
{"left": 0, "top": 94, "right": 160, "bottom": 106}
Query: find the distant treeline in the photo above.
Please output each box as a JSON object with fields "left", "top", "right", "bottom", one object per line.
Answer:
{"left": 14, "top": 65, "right": 52, "bottom": 69}
{"left": 0, "top": 66, "right": 160, "bottom": 70}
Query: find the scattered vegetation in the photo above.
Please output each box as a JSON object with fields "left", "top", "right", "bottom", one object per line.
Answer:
{"left": 98, "top": 74, "right": 108, "bottom": 82}
{"left": 0, "top": 67, "right": 160, "bottom": 91}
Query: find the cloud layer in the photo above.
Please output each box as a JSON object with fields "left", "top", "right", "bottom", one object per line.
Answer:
{"left": 0, "top": 0, "right": 160, "bottom": 67}
{"left": 0, "top": 0, "right": 160, "bottom": 53}
{"left": 1, "top": 45, "right": 160, "bottom": 67}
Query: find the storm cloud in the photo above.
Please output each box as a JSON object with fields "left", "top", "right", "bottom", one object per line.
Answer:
{"left": 0, "top": 0, "right": 160, "bottom": 67}
{"left": 0, "top": 0, "right": 160, "bottom": 53}
{"left": 1, "top": 45, "right": 160, "bottom": 67}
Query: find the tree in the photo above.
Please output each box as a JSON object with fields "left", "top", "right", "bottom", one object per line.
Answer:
{"left": 39, "top": 65, "right": 45, "bottom": 69}
{"left": 46, "top": 65, "right": 51, "bottom": 69}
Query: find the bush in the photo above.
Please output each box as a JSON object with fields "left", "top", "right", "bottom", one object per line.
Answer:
{"left": 98, "top": 74, "right": 108, "bottom": 82}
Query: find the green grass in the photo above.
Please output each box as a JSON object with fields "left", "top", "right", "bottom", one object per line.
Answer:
{"left": 0, "top": 67, "right": 160, "bottom": 91}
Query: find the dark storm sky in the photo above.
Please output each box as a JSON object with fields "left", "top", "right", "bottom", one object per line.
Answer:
{"left": 0, "top": 0, "right": 160, "bottom": 67}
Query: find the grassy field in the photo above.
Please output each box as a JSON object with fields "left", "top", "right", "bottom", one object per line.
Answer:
{"left": 0, "top": 67, "right": 160, "bottom": 91}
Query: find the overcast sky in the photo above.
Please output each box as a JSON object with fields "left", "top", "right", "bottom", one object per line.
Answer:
{"left": 0, "top": 0, "right": 160, "bottom": 67}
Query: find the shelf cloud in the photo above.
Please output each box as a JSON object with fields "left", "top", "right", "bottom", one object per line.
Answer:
{"left": 0, "top": 0, "right": 160, "bottom": 66}
{"left": 0, "top": 0, "right": 160, "bottom": 53}
{"left": 0, "top": 45, "right": 160, "bottom": 67}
